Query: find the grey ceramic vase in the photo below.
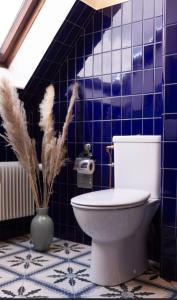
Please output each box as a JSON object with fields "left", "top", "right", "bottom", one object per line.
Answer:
{"left": 30, "top": 207, "right": 54, "bottom": 252}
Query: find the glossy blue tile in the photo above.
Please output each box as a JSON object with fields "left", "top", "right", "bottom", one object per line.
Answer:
{"left": 155, "top": 0, "right": 163, "bottom": 17}
{"left": 68, "top": 59, "right": 75, "bottom": 79}
{"left": 85, "top": 15, "right": 94, "bottom": 34}
{"left": 133, "top": 46, "right": 143, "bottom": 70}
{"left": 154, "top": 93, "right": 163, "bottom": 117}
{"left": 112, "top": 120, "right": 121, "bottom": 136}
{"left": 155, "top": 16, "right": 163, "bottom": 43}
{"left": 68, "top": 122, "right": 75, "bottom": 142}
{"left": 162, "top": 198, "right": 176, "bottom": 227}
{"left": 133, "top": 71, "right": 143, "bottom": 94}
{"left": 112, "top": 73, "right": 121, "bottom": 96}
{"left": 155, "top": 68, "right": 163, "bottom": 93}
{"left": 122, "top": 24, "right": 131, "bottom": 48}
{"left": 85, "top": 33, "right": 93, "bottom": 56}
{"left": 93, "top": 121, "right": 101, "bottom": 143}
{"left": 132, "top": 22, "right": 143, "bottom": 46}
{"left": 166, "top": 25, "right": 177, "bottom": 55}
{"left": 102, "top": 143, "right": 110, "bottom": 164}
{"left": 133, "top": 0, "right": 143, "bottom": 22}
{"left": 93, "top": 31, "right": 102, "bottom": 54}
{"left": 103, "top": 121, "right": 111, "bottom": 142}
{"left": 164, "top": 142, "right": 177, "bottom": 168}
{"left": 144, "top": 19, "right": 154, "bottom": 44}
{"left": 85, "top": 78, "right": 93, "bottom": 99}
{"left": 161, "top": 257, "right": 177, "bottom": 281}
{"left": 122, "top": 48, "right": 131, "bottom": 72}
{"left": 60, "top": 81, "right": 68, "bottom": 100}
{"left": 165, "top": 55, "right": 177, "bottom": 84}
{"left": 154, "top": 118, "right": 163, "bottom": 135}
{"left": 144, "top": 44, "right": 154, "bottom": 69}
{"left": 94, "top": 10, "right": 102, "bottom": 31}
{"left": 132, "top": 95, "right": 142, "bottom": 118}
{"left": 94, "top": 164, "right": 102, "bottom": 186}
{"left": 143, "top": 69, "right": 154, "bottom": 93}
{"left": 84, "top": 121, "right": 92, "bottom": 142}
{"left": 165, "top": 84, "right": 177, "bottom": 113}
{"left": 132, "top": 119, "right": 143, "bottom": 134}
{"left": 122, "top": 96, "right": 132, "bottom": 118}
{"left": 122, "top": 72, "right": 132, "bottom": 95}
{"left": 85, "top": 55, "right": 93, "bottom": 77}
{"left": 76, "top": 35, "right": 84, "bottom": 57}
{"left": 93, "top": 144, "right": 101, "bottom": 164}
{"left": 93, "top": 100, "right": 102, "bottom": 120}
{"left": 103, "top": 29, "right": 111, "bottom": 52}
{"left": 112, "top": 50, "right": 121, "bottom": 73}
{"left": 122, "top": 120, "right": 131, "bottom": 135}
{"left": 103, "top": 7, "right": 112, "bottom": 30}
{"left": 60, "top": 62, "right": 67, "bottom": 80}
{"left": 143, "top": 94, "right": 154, "bottom": 118}
{"left": 162, "top": 229, "right": 177, "bottom": 260}
{"left": 93, "top": 77, "right": 102, "bottom": 98}
{"left": 155, "top": 43, "right": 162, "bottom": 67}
{"left": 143, "top": 119, "right": 153, "bottom": 134}
{"left": 102, "top": 165, "right": 109, "bottom": 187}
{"left": 166, "top": 0, "right": 177, "bottom": 25}
{"left": 76, "top": 57, "right": 84, "bottom": 78}
{"left": 112, "top": 4, "right": 122, "bottom": 27}
{"left": 84, "top": 100, "right": 93, "bottom": 121}
{"left": 103, "top": 98, "right": 111, "bottom": 120}
{"left": 111, "top": 97, "right": 121, "bottom": 119}
{"left": 163, "top": 170, "right": 177, "bottom": 198}
{"left": 94, "top": 54, "right": 102, "bottom": 76}
{"left": 103, "top": 75, "right": 111, "bottom": 97}
{"left": 164, "top": 114, "right": 177, "bottom": 141}
{"left": 143, "top": 0, "right": 154, "bottom": 19}
{"left": 122, "top": 0, "right": 132, "bottom": 24}
{"left": 112, "top": 27, "right": 121, "bottom": 50}
{"left": 103, "top": 52, "right": 111, "bottom": 74}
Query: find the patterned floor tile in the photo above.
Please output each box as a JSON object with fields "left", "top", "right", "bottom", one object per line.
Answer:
{"left": 32, "top": 261, "right": 93, "bottom": 296}
{"left": 0, "top": 278, "right": 67, "bottom": 298}
{"left": 81, "top": 280, "right": 174, "bottom": 298}
{"left": 73, "top": 251, "right": 91, "bottom": 267}
{"left": 0, "top": 249, "right": 63, "bottom": 276}
{"left": 0, "top": 267, "right": 17, "bottom": 287}
{"left": 48, "top": 240, "right": 91, "bottom": 259}
{"left": 0, "top": 236, "right": 177, "bottom": 298}
{"left": 137, "top": 264, "right": 177, "bottom": 291}
{"left": 0, "top": 241, "right": 25, "bottom": 258}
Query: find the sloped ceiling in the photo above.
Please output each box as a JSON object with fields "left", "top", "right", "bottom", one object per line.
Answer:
{"left": 81, "top": 0, "right": 128, "bottom": 10}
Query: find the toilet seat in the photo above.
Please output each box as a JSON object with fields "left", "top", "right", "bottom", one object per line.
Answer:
{"left": 71, "top": 188, "right": 151, "bottom": 209}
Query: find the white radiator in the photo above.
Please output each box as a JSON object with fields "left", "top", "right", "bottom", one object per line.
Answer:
{"left": 0, "top": 161, "right": 35, "bottom": 221}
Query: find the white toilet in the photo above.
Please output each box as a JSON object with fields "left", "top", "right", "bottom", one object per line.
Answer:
{"left": 71, "top": 135, "right": 161, "bottom": 286}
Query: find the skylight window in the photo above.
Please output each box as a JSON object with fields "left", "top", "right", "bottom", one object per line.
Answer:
{"left": 0, "top": 0, "right": 45, "bottom": 67}
{"left": 0, "top": 0, "right": 25, "bottom": 48}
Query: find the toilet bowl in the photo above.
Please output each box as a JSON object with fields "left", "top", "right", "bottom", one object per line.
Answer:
{"left": 71, "top": 135, "right": 161, "bottom": 286}
{"left": 71, "top": 188, "right": 159, "bottom": 286}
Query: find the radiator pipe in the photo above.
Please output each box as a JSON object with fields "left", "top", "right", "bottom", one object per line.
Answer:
{"left": 105, "top": 145, "right": 114, "bottom": 189}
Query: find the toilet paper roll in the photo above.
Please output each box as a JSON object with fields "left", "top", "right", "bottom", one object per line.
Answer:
{"left": 77, "top": 159, "right": 95, "bottom": 175}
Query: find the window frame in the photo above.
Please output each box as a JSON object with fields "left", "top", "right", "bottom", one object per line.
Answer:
{"left": 0, "top": 0, "right": 45, "bottom": 67}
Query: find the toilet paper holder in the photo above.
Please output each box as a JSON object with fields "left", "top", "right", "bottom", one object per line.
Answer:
{"left": 73, "top": 144, "right": 95, "bottom": 189}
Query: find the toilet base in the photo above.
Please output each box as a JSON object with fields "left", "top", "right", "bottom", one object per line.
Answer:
{"left": 90, "top": 238, "right": 148, "bottom": 286}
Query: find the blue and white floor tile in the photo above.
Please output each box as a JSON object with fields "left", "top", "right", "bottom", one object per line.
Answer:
{"left": 0, "top": 235, "right": 177, "bottom": 298}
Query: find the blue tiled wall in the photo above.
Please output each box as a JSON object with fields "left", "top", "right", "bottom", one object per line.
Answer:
{"left": 161, "top": 0, "right": 177, "bottom": 281}
{"left": 47, "top": 0, "right": 163, "bottom": 251}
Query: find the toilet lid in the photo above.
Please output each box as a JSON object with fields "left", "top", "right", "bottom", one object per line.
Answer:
{"left": 71, "top": 188, "right": 150, "bottom": 209}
